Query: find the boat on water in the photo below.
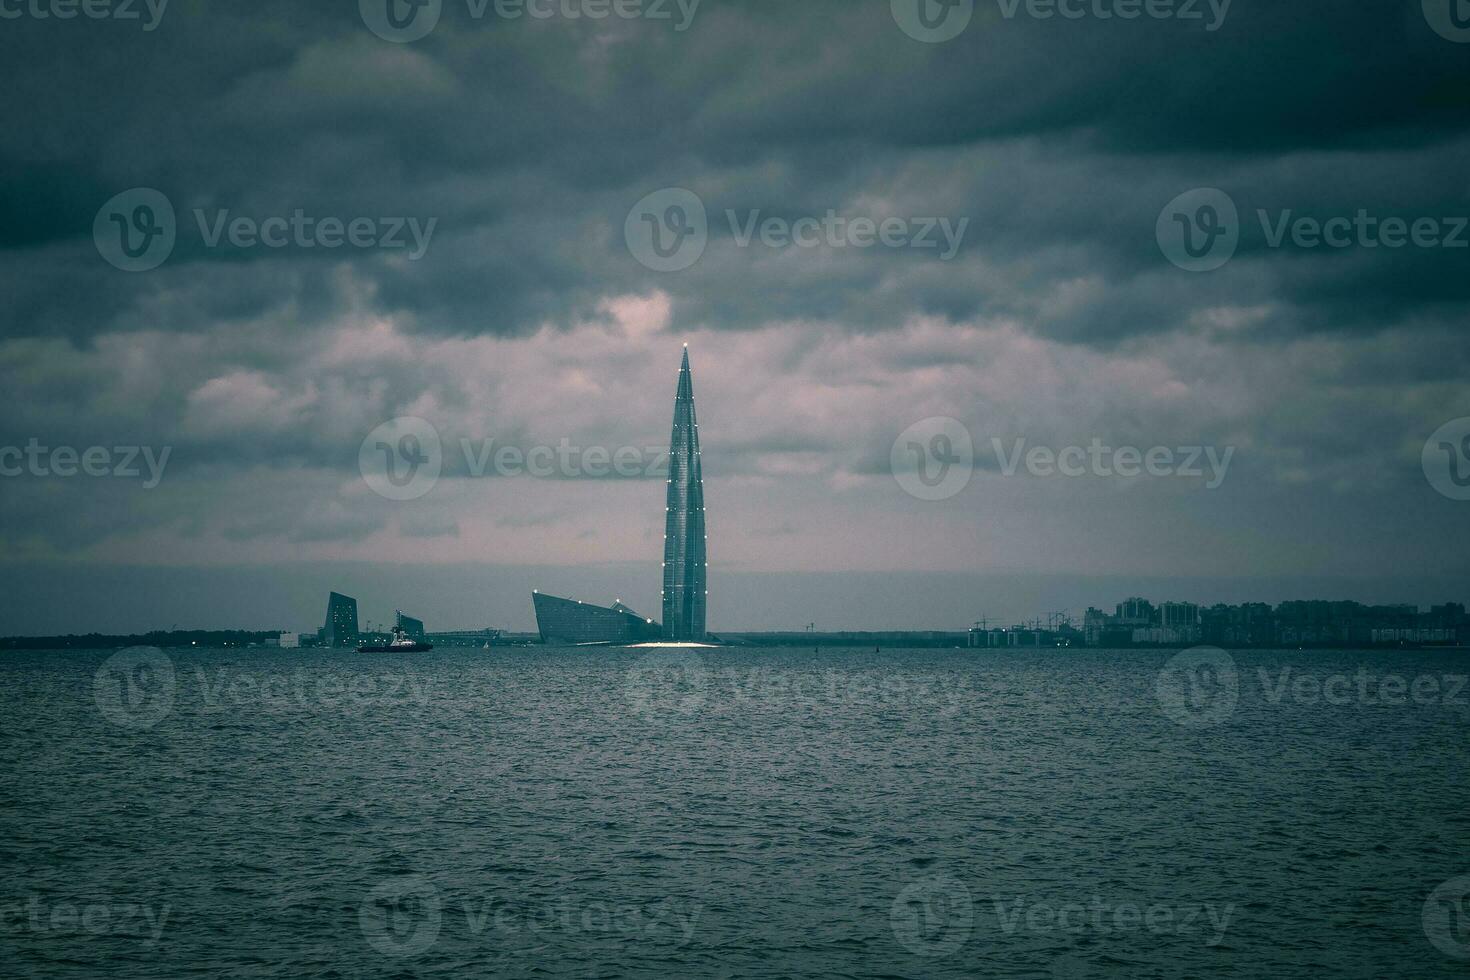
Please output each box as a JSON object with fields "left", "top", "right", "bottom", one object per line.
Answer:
{"left": 357, "top": 626, "right": 433, "bottom": 653}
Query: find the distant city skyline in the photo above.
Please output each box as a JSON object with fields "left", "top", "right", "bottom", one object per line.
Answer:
{"left": 1, "top": 556, "right": 1466, "bottom": 639}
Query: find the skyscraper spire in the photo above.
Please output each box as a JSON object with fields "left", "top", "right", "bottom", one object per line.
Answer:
{"left": 662, "top": 346, "right": 707, "bottom": 640}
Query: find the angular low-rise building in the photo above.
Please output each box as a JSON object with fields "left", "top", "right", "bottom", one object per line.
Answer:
{"left": 532, "top": 591, "right": 662, "bottom": 645}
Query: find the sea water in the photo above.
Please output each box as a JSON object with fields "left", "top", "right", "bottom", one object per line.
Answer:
{"left": 2, "top": 646, "right": 1468, "bottom": 978}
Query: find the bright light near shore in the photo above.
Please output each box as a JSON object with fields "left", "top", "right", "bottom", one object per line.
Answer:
{"left": 626, "top": 641, "right": 721, "bottom": 648}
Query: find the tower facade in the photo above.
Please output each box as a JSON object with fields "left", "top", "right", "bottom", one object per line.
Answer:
{"left": 323, "top": 592, "right": 359, "bottom": 648}
{"left": 662, "top": 347, "right": 707, "bottom": 640}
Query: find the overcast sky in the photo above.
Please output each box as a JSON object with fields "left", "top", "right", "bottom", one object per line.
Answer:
{"left": 1, "top": 0, "right": 1468, "bottom": 634}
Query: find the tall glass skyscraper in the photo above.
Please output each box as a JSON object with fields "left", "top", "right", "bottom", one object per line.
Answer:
{"left": 662, "top": 346, "right": 707, "bottom": 640}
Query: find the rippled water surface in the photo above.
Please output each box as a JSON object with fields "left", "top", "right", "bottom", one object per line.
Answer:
{"left": 3, "top": 646, "right": 1469, "bottom": 978}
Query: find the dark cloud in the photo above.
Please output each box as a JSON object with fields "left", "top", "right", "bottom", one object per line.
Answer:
{"left": 3, "top": 0, "right": 1467, "bottom": 342}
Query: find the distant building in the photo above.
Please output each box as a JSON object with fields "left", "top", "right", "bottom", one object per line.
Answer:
{"left": 968, "top": 625, "right": 1077, "bottom": 647}
{"left": 1200, "top": 601, "right": 1275, "bottom": 647}
{"left": 662, "top": 347, "right": 708, "bottom": 641}
{"left": 423, "top": 629, "right": 503, "bottom": 648}
{"left": 1115, "top": 597, "right": 1155, "bottom": 627}
{"left": 999, "top": 595, "right": 1469, "bottom": 649}
{"left": 396, "top": 611, "right": 426, "bottom": 640}
{"left": 532, "top": 345, "right": 711, "bottom": 645}
{"left": 969, "top": 626, "right": 1009, "bottom": 647}
{"left": 278, "top": 632, "right": 300, "bottom": 649}
{"left": 1429, "top": 602, "right": 1466, "bottom": 624}
{"left": 1159, "top": 601, "right": 1199, "bottom": 628}
{"left": 322, "top": 592, "right": 359, "bottom": 648}
{"left": 1083, "top": 607, "right": 1110, "bottom": 646}
{"left": 1158, "top": 601, "right": 1201, "bottom": 642}
{"left": 1132, "top": 626, "right": 1194, "bottom": 645}
{"left": 532, "top": 592, "right": 663, "bottom": 645}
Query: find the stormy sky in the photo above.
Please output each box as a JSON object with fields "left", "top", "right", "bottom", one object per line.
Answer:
{"left": 1, "top": 0, "right": 1468, "bottom": 634}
